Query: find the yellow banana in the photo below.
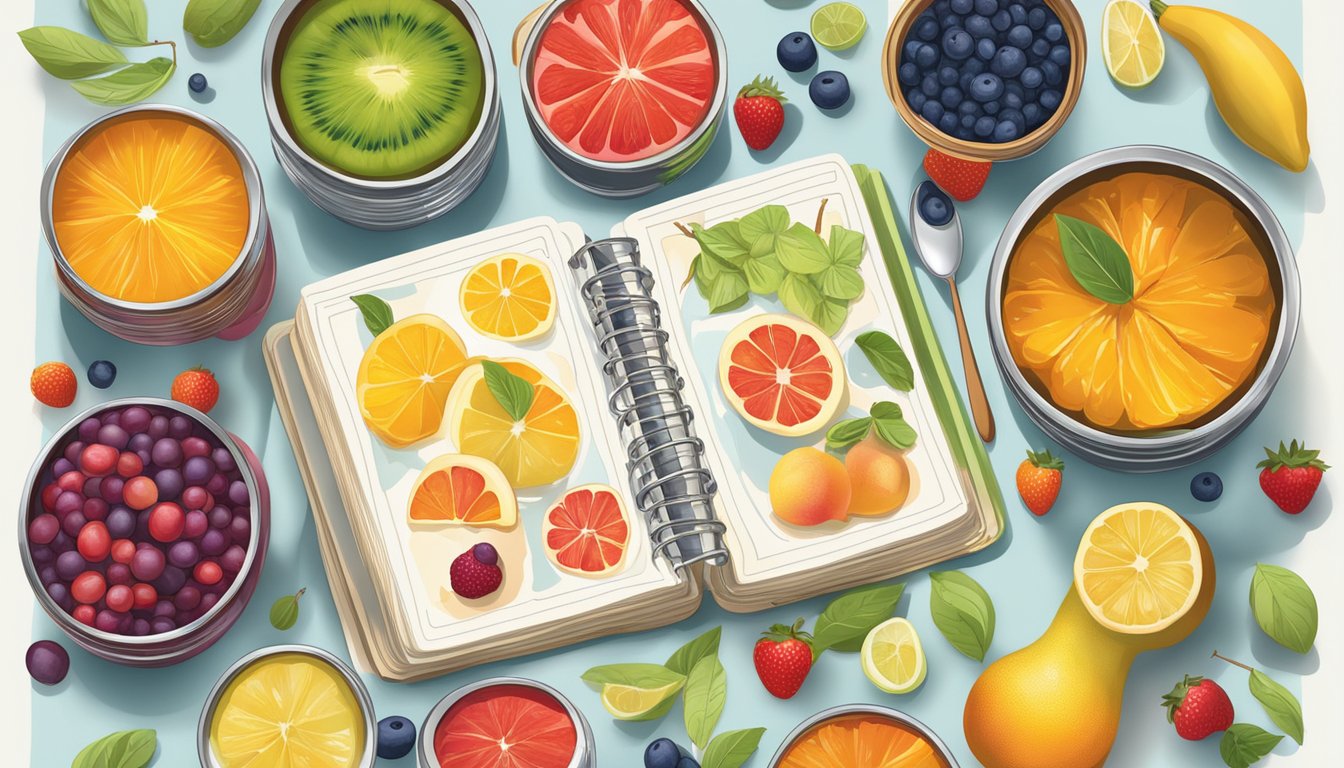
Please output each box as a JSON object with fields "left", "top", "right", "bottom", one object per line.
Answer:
{"left": 1151, "top": 0, "right": 1309, "bottom": 172}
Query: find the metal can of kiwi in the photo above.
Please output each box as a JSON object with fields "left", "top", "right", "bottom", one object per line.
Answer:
{"left": 517, "top": 0, "right": 728, "bottom": 198}
{"left": 260, "top": 0, "right": 502, "bottom": 231}
{"left": 38, "top": 104, "right": 276, "bottom": 346}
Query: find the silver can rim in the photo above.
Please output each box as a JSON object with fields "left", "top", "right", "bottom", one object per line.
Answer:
{"left": 985, "top": 144, "right": 1301, "bottom": 467}
{"left": 517, "top": 0, "right": 729, "bottom": 174}
{"left": 19, "top": 397, "right": 265, "bottom": 649}
{"left": 197, "top": 643, "right": 377, "bottom": 767}
{"left": 766, "top": 704, "right": 961, "bottom": 767}
{"left": 417, "top": 677, "right": 593, "bottom": 768}
{"left": 39, "top": 104, "right": 267, "bottom": 315}
{"left": 260, "top": 0, "right": 499, "bottom": 192}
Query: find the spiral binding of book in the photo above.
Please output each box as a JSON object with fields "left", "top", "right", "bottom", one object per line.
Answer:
{"left": 569, "top": 237, "right": 728, "bottom": 573}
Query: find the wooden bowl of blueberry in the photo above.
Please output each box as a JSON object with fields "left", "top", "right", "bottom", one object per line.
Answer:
{"left": 883, "top": 0, "right": 1086, "bottom": 161}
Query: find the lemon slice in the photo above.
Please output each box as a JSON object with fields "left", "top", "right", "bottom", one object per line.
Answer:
{"left": 600, "top": 680, "right": 684, "bottom": 721}
{"left": 861, "top": 617, "right": 926, "bottom": 694}
{"left": 459, "top": 252, "right": 557, "bottom": 342}
{"left": 1102, "top": 0, "right": 1165, "bottom": 88}
{"left": 355, "top": 314, "right": 472, "bottom": 448}
{"left": 811, "top": 2, "right": 867, "bottom": 51}
{"left": 1073, "top": 502, "right": 1203, "bottom": 634}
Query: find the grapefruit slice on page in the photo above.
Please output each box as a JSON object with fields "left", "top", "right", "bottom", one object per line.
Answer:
{"left": 718, "top": 313, "right": 847, "bottom": 437}
{"left": 543, "top": 484, "right": 631, "bottom": 578}
{"left": 433, "top": 684, "right": 579, "bottom": 768}
{"left": 408, "top": 454, "right": 518, "bottom": 530}
{"left": 531, "top": 0, "right": 716, "bottom": 163}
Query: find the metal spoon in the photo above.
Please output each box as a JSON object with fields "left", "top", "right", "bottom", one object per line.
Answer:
{"left": 909, "top": 181, "right": 995, "bottom": 443}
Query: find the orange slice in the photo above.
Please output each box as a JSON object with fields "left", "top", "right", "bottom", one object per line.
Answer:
{"left": 408, "top": 454, "right": 517, "bottom": 530}
{"left": 459, "top": 253, "right": 557, "bottom": 342}
{"left": 718, "top": 313, "right": 846, "bottom": 437}
{"left": 355, "top": 315, "right": 472, "bottom": 448}
{"left": 51, "top": 112, "right": 250, "bottom": 303}
{"left": 542, "top": 483, "right": 630, "bottom": 578}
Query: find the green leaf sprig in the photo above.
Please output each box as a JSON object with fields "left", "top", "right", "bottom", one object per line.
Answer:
{"left": 18, "top": 0, "right": 178, "bottom": 106}
{"left": 71, "top": 729, "right": 157, "bottom": 768}
{"left": 184, "top": 0, "right": 264, "bottom": 48}
{"left": 811, "top": 583, "right": 906, "bottom": 654}
{"left": 350, "top": 294, "right": 395, "bottom": 336}
{"left": 481, "top": 361, "right": 536, "bottom": 422}
{"left": 679, "top": 200, "right": 867, "bottom": 335}
{"left": 1213, "top": 651, "right": 1304, "bottom": 745}
{"left": 702, "top": 728, "right": 766, "bottom": 768}
{"left": 1219, "top": 723, "right": 1283, "bottom": 768}
{"left": 929, "top": 571, "right": 996, "bottom": 662}
{"left": 1054, "top": 214, "right": 1135, "bottom": 304}
{"left": 825, "top": 402, "right": 918, "bottom": 452}
{"left": 1249, "top": 563, "right": 1317, "bottom": 654}
{"left": 855, "top": 330, "right": 915, "bottom": 391}
{"left": 269, "top": 587, "right": 306, "bottom": 631}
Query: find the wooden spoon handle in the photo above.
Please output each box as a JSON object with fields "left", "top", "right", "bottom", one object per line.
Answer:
{"left": 947, "top": 278, "right": 996, "bottom": 443}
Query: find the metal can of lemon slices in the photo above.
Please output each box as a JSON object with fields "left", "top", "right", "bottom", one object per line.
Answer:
{"left": 261, "top": 0, "right": 501, "bottom": 230}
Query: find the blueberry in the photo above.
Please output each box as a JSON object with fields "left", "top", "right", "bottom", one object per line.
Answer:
{"left": 964, "top": 57, "right": 986, "bottom": 75}
{"left": 1027, "top": 6, "right": 1047, "bottom": 29}
{"left": 1042, "top": 60, "right": 1063, "bottom": 86}
{"left": 991, "top": 46, "right": 1027, "bottom": 78}
{"left": 1049, "top": 44, "right": 1070, "bottom": 67}
{"left": 921, "top": 99, "right": 946, "bottom": 123}
{"left": 921, "top": 73, "right": 940, "bottom": 97}
{"left": 376, "top": 716, "right": 416, "bottom": 760}
{"left": 1191, "top": 472, "right": 1223, "bottom": 502}
{"left": 959, "top": 114, "right": 976, "bottom": 129}
{"left": 1003, "top": 91, "right": 1023, "bottom": 110}
{"left": 907, "top": 89, "right": 928, "bottom": 111}
{"left": 942, "top": 28, "right": 974, "bottom": 59}
{"left": 1023, "top": 102, "right": 1043, "bottom": 126}
{"left": 1031, "top": 38, "right": 1051, "bottom": 59}
{"left": 916, "top": 43, "right": 940, "bottom": 68}
{"left": 941, "top": 13, "right": 963, "bottom": 29}
{"left": 1045, "top": 21, "right": 1064, "bottom": 42}
{"left": 1000, "top": 107, "right": 1025, "bottom": 133}
{"left": 976, "top": 37, "right": 997, "bottom": 60}
{"left": 974, "top": 115, "right": 997, "bottom": 137}
{"left": 1040, "top": 88, "right": 1062, "bottom": 111}
{"left": 1006, "top": 24, "right": 1033, "bottom": 48}
{"left": 917, "top": 181, "right": 955, "bottom": 226}
{"left": 899, "top": 62, "right": 920, "bottom": 86}
{"left": 777, "top": 32, "right": 818, "bottom": 72}
{"left": 983, "top": 99, "right": 1000, "bottom": 115}
{"left": 188, "top": 73, "right": 207, "bottom": 94}
{"left": 992, "top": 119, "right": 1020, "bottom": 142}
{"left": 676, "top": 758, "right": 701, "bottom": 768}
{"left": 645, "top": 738, "right": 685, "bottom": 768}
{"left": 992, "top": 9, "right": 1012, "bottom": 31}
{"left": 939, "top": 65, "right": 960, "bottom": 86}
{"left": 935, "top": 0, "right": 951, "bottom": 11}
{"left": 904, "top": 40, "right": 924, "bottom": 62}
{"left": 940, "top": 86, "right": 963, "bottom": 109}
{"left": 87, "top": 360, "right": 116, "bottom": 389}
{"left": 968, "top": 72, "right": 1004, "bottom": 102}
{"left": 973, "top": 0, "right": 997, "bottom": 15}
{"left": 938, "top": 111, "right": 959, "bottom": 133}
{"left": 915, "top": 14, "right": 940, "bottom": 41}
{"left": 809, "top": 70, "right": 850, "bottom": 110}
{"left": 1020, "top": 65, "right": 1043, "bottom": 89}
{"left": 958, "top": 100, "right": 981, "bottom": 116}
{"left": 960, "top": 71, "right": 975, "bottom": 90}
{"left": 1009, "top": 3, "right": 1028, "bottom": 24}
{"left": 965, "top": 14, "right": 994, "bottom": 38}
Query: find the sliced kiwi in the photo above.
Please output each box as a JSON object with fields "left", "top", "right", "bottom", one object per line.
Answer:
{"left": 279, "top": 0, "right": 486, "bottom": 179}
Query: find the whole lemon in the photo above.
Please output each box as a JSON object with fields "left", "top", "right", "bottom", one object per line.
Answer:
{"left": 845, "top": 435, "right": 911, "bottom": 516}
{"left": 769, "top": 447, "right": 851, "bottom": 526}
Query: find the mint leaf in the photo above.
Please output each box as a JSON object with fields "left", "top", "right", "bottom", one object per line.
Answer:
{"left": 702, "top": 270, "right": 749, "bottom": 314}
{"left": 1219, "top": 723, "right": 1282, "bottom": 768}
{"left": 88, "top": 0, "right": 149, "bottom": 46}
{"left": 816, "top": 264, "right": 864, "bottom": 300}
{"left": 666, "top": 626, "right": 721, "bottom": 676}
{"left": 184, "top": 0, "right": 263, "bottom": 48}
{"left": 743, "top": 251, "right": 786, "bottom": 294}
{"left": 580, "top": 663, "right": 684, "bottom": 689}
{"left": 683, "top": 655, "right": 727, "bottom": 750}
{"left": 1054, "top": 214, "right": 1134, "bottom": 304}
{"left": 17, "top": 26, "right": 128, "bottom": 79}
{"left": 702, "top": 728, "right": 766, "bottom": 768}
{"left": 350, "top": 294, "right": 394, "bottom": 336}
{"left": 929, "top": 571, "right": 995, "bottom": 662}
{"left": 1250, "top": 563, "right": 1317, "bottom": 654}
{"left": 779, "top": 272, "right": 822, "bottom": 321}
{"left": 813, "top": 583, "right": 906, "bottom": 654}
{"left": 738, "top": 204, "right": 790, "bottom": 254}
{"left": 871, "top": 401, "right": 917, "bottom": 450}
{"left": 825, "top": 417, "right": 872, "bottom": 451}
{"left": 269, "top": 588, "right": 305, "bottom": 631}
{"left": 827, "top": 225, "right": 865, "bottom": 267}
{"left": 1249, "top": 669, "right": 1303, "bottom": 745}
{"left": 70, "top": 56, "right": 175, "bottom": 106}
{"left": 72, "top": 729, "right": 156, "bottom": 768}
{"left": 481, "top": 361, "right": 535, "bottom": 422}
{"left": 810, "top": 292, "right": 850, "bottom": 336}
{"left": 692, "top": 221, "right": 751, "bottom": 267}
{"left": 855, "top": 330, "right": 915, "bottom": 391}
{"left": 775, "top": 223, "right": 831, "bottom": 274}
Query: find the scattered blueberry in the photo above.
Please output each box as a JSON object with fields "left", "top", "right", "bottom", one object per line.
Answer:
{"left": 188, "top": 73, "right": 208, "bottom": 94}
{"left": 645, "top": 738, "right": 687, "bottom": 768}
{"left": 809, "top": 70, "right": 850, "bottom": 110}
{"left": 87, "top": 360, "right": 116, "bottom": 389}
{"left": 26, "top": 640, "right": 69, "bottom": 686}
{"left": 1191, "top": 472, "right": 1223, "bottom": 502}
{"left": 916, "top": 181, "right": 955, "bottom": 227}
{"left": 777, "top": 32, "right": 818, "bottom": 73}
{"left": 376, "top": 715, "right": 416, "bottom": 759}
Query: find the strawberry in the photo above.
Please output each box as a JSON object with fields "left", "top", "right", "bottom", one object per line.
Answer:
{"left": 734, "top": 76, "right": 787, "bottom": 151}
{"left": 1161, "top": 675, "right": 1234, "bottom": 740}
{"left": 1016, "top": 449, "right": 1064, "bottom": 516}
{"left": 753, "top": 619, "right": 814, "bottom": 699}
{"left": 1258, "top": 440, "right": 1328, "bottom": 514}
{"left": 923, "top": 149, "right": 992, "bottom": 201}
{"left": 30, "top": 362, "right": 77, "bottom": 408}
{"left": 450, "top": 543, "right": 503, "bottom": 599}
{"left": 171, "top": 367, "right": 220, "bottom": 413}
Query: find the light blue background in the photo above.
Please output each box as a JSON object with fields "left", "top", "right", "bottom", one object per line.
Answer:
{"left": 26, "top": 0, "right": 1321, "bottom": 765}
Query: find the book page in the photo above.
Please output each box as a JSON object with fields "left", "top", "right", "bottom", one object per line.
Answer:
{"left": 620, "top": 156, "right": 971, "bottom": 586}
{"left": 297, "top": 218, "right": 684, "bottom": 653}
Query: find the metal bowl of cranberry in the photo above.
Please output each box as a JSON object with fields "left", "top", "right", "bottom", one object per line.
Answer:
{"left": 19, "top": 398, "right": 270, "bottom": 666}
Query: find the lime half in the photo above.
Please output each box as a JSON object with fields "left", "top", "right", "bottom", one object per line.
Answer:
{"left": 600, "top": 680, "right": 683, "bottom": 720}
{"left": 811, "top": 2, "right": 867, "bottom": 51}
{"left": 861, "top": 617, "right": 927, "bottom": 694}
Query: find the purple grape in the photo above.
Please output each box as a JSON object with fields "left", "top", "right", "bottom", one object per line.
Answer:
{"left": 102, "top": 411, "right": 120, "bottom": 427}
{"left": 227, "top": 480, "right": 249, "bottom": 506}
{"left": 127, "top": 433, "right": 153, "bottom": 454}
{"left": 199, "top": 592, "right": 220, "bottom": 614}
{"left": 31, "top": 545, "right": 54, "bottom": 565}
{"left": 82, "top": 498, "right": 108, "bottom": 521}
{"left": 52, "top": 458, "right": 75, "bottom": 478}
{"left": 168, "top": 541, "right": 199, "bottom": 569}
{"left": 131, "top": 618, "right": 151, "bottom": 636}
{"left": 152, "top": 566, "right": 186, "bottom": 595}
{"left": 184, "top": 510, "right": 208, "bottom": 539}
{"left": 106, "top": 506, "right": 134, "bottom": 538}
{"left": 182, "top": 437, "right": 210, "bottom": 459}
{"left": 181, "top": 486, "right": 211, "bottom": 511}
{"left": 55, "top": 491, "right": 82, "bottom": 516}
{"left": 78, "top": 418, "right": 101, "bottom": 443}
{"left": 50, "top": 532, "right": 72, "bottom": 554}
{"left": 130, "top": 547, "right": 165, "bottom": 582}
{"left": 25, "top": 640, "right": 70, "bottom": 685}
{"left": 120, "top": 406, "right": 151, "bottom": 433}
{"left": 212, "top": 447, "right": 237, "bottom": 473}
{"left": 107, "top": 563, "right": 132, "bottom": 586}
{"left": 63, "top": 442, "right": 85, "bottom": 465}
{"left": 56, "top": 551, "right": 86, "bottom": 581}
{"left": 28, "top": 514, "right": 60, "bottom": 545}
{"left": 97, "top": 425, "right": 129, "bottom": 450}
{"left": 153, "top": 600, "right": 175, "bottom": 618}
{"left": 37, "top": 565, "right": 59, "bottom": 586}
{"left": 208, "top": 506, "right": 231, "bottom": 529}
{"left": 229, "top": 515, "right": 251, "bottom": 544}
{"left": 200, "top": 529, "right": 228, "bottom": 556}
{"left": 151, "top": 439, "right": 183, "bottom": 468}
{"left": 154, "top": 469, "right": 184, "bottom": 501}
{"left": 206, "top": 473, "right": 228, "bottom": 496}
{"left": 82, "top": 476, "right": 102, "bottom": 499}
{"left": 147, "top": 416, "right": 168, "bottom": 440}
{"left": 100, "top": 476, "right": 124, "bottom": 504}
{"left": 94, "top": 610, "right": 122, "bottom": 633}
{"left": 135, "top": 450, "right": 151, "bottom": 467}
{"left": 60, "top": 512, "right": 87, "bottom": 538}
{"left": 46, "top": 582, "right": 69, "bottom": 604}
{"left": 168, "top": 416, "right": 192, "bottom": 440}
{"left": 183, "top": 456, "right": 214, "bottom": 485}
{"left": 221, "top": 545, "right": 246, "bottom": 573}
{"left": 174, "top": 586, "right": 201, "bottom": 611}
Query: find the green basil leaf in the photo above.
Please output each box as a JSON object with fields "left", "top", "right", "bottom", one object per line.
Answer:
{"left": 580, "top": 663, "right": 684, "bottom": 689}
{"left": 70, "top": 56, "right": 175, "bottom": 106}
{"left": 856, "top": 330, "right": 915, "bottom": 391}
{"left": 775, "top": 223, "right": 831, "bottom": 274}
{"left": 827, "top": 225, "right": 865, "bottom": 267}
{"left": 1054, "top": 214, "right": 1134, "bottom": 304}
{"left": 350, "top": 294, "right": 394, "bottom": 337}
{"left": 88, "top": 0, "right": 148, "bottom": 46}
{"left": 702, "top": 727, "right": 766, "bottom": 768}
{"left": 481, "top": 360, "right": 535, "bottom": 422}
{"left": 743, "top": 252, "right": 787, "bottom": 294}
{"left": 184, "top": 0, "right": 263, "bottom": 48}
{"left": 870, "top": 401, "right": 903, "bottom": 419}
{"left": 825, "top": 417, "right": 872, "bottom": 452}
{"left": 1249, "top": 669, "right": 1303, "bottom": 745}
{"left": 810, "top": 292, "right": 850, "bottom": 336}
{"left": 873, "top": 413, "right": 917, "bottom": 450}
{"left": 1219, "top": 723, "right": 1282, "bottom": 768}
{"left": 779, "top": 272, "right": 822, "bottom": 321}
{"left": 72, "top": 729, "right": 156, "bottom": 768}
{"left": 812, "top": 583, "right": 905, "bottom": 654}
{"left": 1250, "top": 563, "right": 1317, "bottom": 654}
{"left": 683, "top": 655, "right": 727, "bottom": 750}
{"left": 17, "top": 26, "right": 128, "bottom": 80}
{"left": 929, "top": 571, "right": 995, "bottom": 662}
{"left": 665, "top": 626, "right": 721, "bottom": 676}
{"left": 693, "top": 221, "right": 751, "bottom": 267}
{"left": 739, "top": 204, "right": 790, "bottom": 254}
{"left": 703, "top": 270, "right": 749, "bottom": 314}
{"left": 816, "top": 264, "right": 864, "bottom": 300}
{"left": 269, "top": 588, "right": 305, "bottom": 631}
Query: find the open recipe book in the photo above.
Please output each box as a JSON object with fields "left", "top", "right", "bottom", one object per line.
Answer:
{"left": 263, "top": 156, "right": 1004, "bottom": 681}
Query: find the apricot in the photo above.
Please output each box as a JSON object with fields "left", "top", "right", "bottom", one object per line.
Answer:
{"left": 769, "top": 448, "right": 851, "bottom": 526}
{"left": 845, "top": 435, "right": 911, "bottom": 516}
